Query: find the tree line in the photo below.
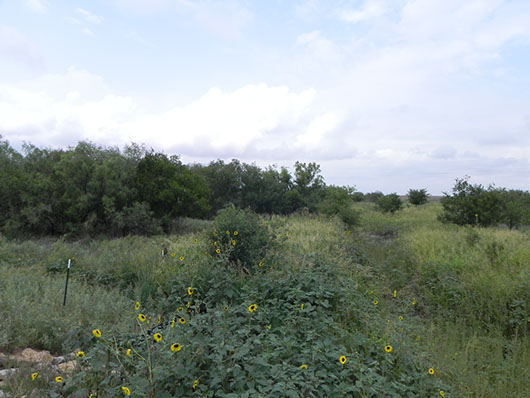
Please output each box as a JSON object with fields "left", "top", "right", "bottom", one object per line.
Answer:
{"left": 0, "top": 138, "right": 360, "bottom": 237}
{"left": 2, "top": 137, "right": 528, "bottom": 238}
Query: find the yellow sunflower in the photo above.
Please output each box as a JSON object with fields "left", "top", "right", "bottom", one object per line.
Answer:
{"left": 92, "top": 329, "right": 101, "bottom": 338}
{"left": 76, "top": 351, "right": 85, "bottom": 358}
{"left": 179, "top": 318, "right": 186, "bottom": 324}
{"left": 138, "top": 314, "right": 146, "bottom": 322}
{"left": 385, "top": 345, "right": 393, "bottom": 353}
{"left": 339, "top": 355, "right": 347, "bottom": 364}
{"left": 170, "top": 343, "right": 182, "bottom": 352}
{"left": 300, "top": 364, "right": 307, "bottom": 369}
{"left": 121, "top": 386, "right": 131, "bottom": 396}
{"left": 31, "top": 372, "right": 38, "bottom": 380}
{"left": 188, "top": 287, "right": 194, "bottom": 295}
{"left": 428, "top": 368, "right": 435, "bottom": 375}
{"left": 153, "top": 333, "right": 162, "bottom": 342}
{"left": 55, "top": 376, "right": 63, "bottom": 383}
{"left": 135, "top": 301, "right": 140, "bottom": 310}
{"left": 248, "top": 304, "right": 258, "bottom": 313}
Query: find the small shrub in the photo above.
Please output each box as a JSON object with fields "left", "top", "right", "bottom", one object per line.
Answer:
{"left": 408, "top": 188, "right": 429, "bottom": 206}
{"left": 209, "top": 205, "right": 275, "bottom": 272}
{"left": 375, "top": 193, "right": 403, "bottom": 213}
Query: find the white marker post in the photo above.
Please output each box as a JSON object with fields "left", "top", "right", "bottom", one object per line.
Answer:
{"left": 63, "top": 259, "right": 71, "bottom": 307}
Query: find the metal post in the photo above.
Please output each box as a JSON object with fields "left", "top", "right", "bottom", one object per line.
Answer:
{"left": 63, "top": 259, "right": 71, "bottom": 306}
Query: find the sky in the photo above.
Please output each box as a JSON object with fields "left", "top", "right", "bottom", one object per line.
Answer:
{"left": 1, "top": 0, "right": 529, "bottom": 194}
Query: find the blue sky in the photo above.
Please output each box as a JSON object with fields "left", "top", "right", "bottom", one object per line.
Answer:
{"left": 1, "top": 0, "right": 529, "bottom": 194}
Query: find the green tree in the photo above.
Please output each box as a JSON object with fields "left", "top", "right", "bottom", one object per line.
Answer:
{"left": 499, "top": 189, "right": 530, "bottom": 229}
{"left": 439, "top": 176, "right": 503, "bottom": 227}
{"left": 135, "top": 152, "right": 210, "bottom": 227}
{"left": 376, "top": 193, "right": 403, "bottom": 213}
{"left": 408, "top": 188, "right": 429, "bottom": 206}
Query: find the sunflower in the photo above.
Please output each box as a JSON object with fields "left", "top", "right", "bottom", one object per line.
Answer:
{"left": 428, "top": 368, "right": 435, "bottom": 375}
{"left": 373, "top": 300, "right": 379, "bottom": 305}
{"left": 192, "top": 380, "right": 199, "bottom": 390}
{"left": 188, "top": 287, "right": 194, "bottom": 295}
{"left": 398, "top": 316, "right": 404, "bottom": 321}
{"left": 126, "top": 348, "right": 132, "bottom": 357}
{"left": 216, "top": 249, "right": 221, "bottom": 254}
{"left": 153, "top": 333, "right": 162, "bottom": 342}
{"left": 170, "top": 343, "right": 182, "bottom": 352}
{"left": 223, "top": 305, "right": 229, "bottom": 311}
{"left": 171, "top": 253, "right": 176, "bottom": 258}
{"left": 157, "top": 317, "right": 161, "bottom": 324}
{"left": 385, "top": 345, "right": 393, "bottom": 353}
{"left": 393, "top": 290, "right": 397, "bottom": 298}
{"left": 121, "top": 387, "right": 131, "bottom": 396}
{"left": 339, "top": 356, "right": 347, "bottom": 364}
{"left": 55, "top": 376, "right": 63, "bottom": 383}
{"left": 231, "top": 240, "right": 236, "bottom": 245}
{"left": 234, "top": 231, "right": 238, "bottom": 235}
{"left": 300, "top": 364, "right": 307, "bottom": 369}
{"left": 248, "top": 304, "right": 258, "bottom": 313}
{"left": 179, "top": 256, "right": 184, "bottom": 261}
{"left": 135, "top": 301, "right": 140, "bottom": 310}
{"left": 92, "top": 329, "right": 101, "bottom": 338}
{"left": 177, "top": 306, "right": 184, "bottom": 312}
{"left": 76, "top": 351, "right": 85, "bottom": 358}
{"left": 226, "top": 230, "right": 230, "bottom": 235}
{"left": 179, "top": 318, "right": 186, "bottom": 324}
{"left": 31, "top": 372, "right": 38, "bottom": 380}
{"left": 138, "top": 314, "right": 146, "bottom": 322}
{"left": 440, "top": 392, "right": 445, "bottom": 397}
{"left": 300, "top": 303, "right": 304, "bottom": 310}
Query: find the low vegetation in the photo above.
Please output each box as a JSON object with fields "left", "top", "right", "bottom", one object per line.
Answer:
{"left": 1, "top": 201, "right": 528, "bottom": 397}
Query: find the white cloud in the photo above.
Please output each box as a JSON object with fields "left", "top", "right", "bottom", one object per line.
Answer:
{"left": 24, "top": 0, "right": 48, "bottom": 13}
{"left": 76, "top": 8, "right": 104, "bottom": 24}
{"left": 338, "top": 0, "right": 387, "bottom": 23}
{"left": 82, "top": 28, "right": 95, "bottom": 37}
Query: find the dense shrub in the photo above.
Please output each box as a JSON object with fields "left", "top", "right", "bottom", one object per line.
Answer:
{"left": 438, "top": 177, "right": 503, "bottom": 227}
{"left": 375, "top": 193, "right": 403, "bottom": 213}
{"left": 31, "top": 262, "right": 451, "bottom": 398}
{"left": 499, "top": 189, "right": 530, "bottom": 229}
{"left": 318, "top": 186, "right": 360, "bottom": 228}
{"left": 209, "top": 206, "right": 275, "bottom": 272}
{"left": 408, "top": 188, "right": 429, "bottom": 206}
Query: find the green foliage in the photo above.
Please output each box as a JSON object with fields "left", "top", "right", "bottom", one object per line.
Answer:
{"left": 439, "top": 176, "right": 503, "bottom": 227}
{"left": 408, "top": 188, "right": 429, "bottom": 206}
{"left": 375, "top": 193, "right": 403, "bottom": 213}
{"left": 318, "top": 186, "right": 360, "bottom": 228}
{"left": 210, "top": 206, "right": 275, "bottom": 271}
{"left": 499, "top": 189, "right": 530, "bottom": 229}
{"left": 364, "top": 191, "right": 384, "bottom": 203}
{"left": 30, "top": 262, "right": 449, "bottom": 397}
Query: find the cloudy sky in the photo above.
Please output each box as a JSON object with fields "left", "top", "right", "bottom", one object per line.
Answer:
{"left": 1, "top": 0, "right": 529, "bottom": 194}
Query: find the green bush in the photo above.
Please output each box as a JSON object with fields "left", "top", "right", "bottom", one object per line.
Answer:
{"left": 439, "top": 177, "right": 503, "bottom": 227}
{"left": 375, "top": 193, "right": 403, "bottom": 213}
{"left": 499, "top": 189, "right": 530, "bottom": 229}
{"left": 209, "top": 206, "right": 275, "bottom": 272}
{"left": 408, "top": 188, "right": 429, "bottom": 206}
{"left": 29, "top": 263, "right": 451, "bottom": 397}
{"left": 318, "top": 186, "right": 360, "bottom": 228}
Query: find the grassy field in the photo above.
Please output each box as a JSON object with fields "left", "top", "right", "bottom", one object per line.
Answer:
{"left": 0, "top": 203, "right": 528, "bottom": 397}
